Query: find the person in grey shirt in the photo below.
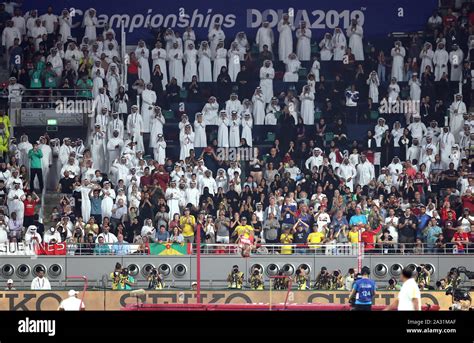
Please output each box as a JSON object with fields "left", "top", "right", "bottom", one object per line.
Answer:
{"left": 263, "top": 212, "right": 281, "bottom": 243}
{"left": 215, "top": 210, "right": 230, "bottom": 243}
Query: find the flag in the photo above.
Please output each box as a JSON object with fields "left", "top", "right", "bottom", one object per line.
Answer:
{"left": 36, "top": 243, "right": 67, "bottom": 255}
{"left": 148, "top": 242, "right": 190, "bottom": 255}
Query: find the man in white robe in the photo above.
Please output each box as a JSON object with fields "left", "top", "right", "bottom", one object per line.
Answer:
{"left": 283, "top": 53, "right": 301, "bottom": 82}
{"left": 135, "top": 40, "right": 150, "bottom": 83}
{"left": 439, "top": 127, "right": 455, "bottom": 165}
{"left": 299, "top": 85, "right": 315, "bottom": 125}
{"left": 256, "top": 21, "right": 274, "bottom": 53}
{"left": 106, "top": 130, "right": 124, "bottom": 173}
{"left": 2, "top": 20, "right": 20, "bottom": 57}
{"left": 391, "top": 41, "right": 405, "bottom": 82}
{"left": 208, "top": 22, "right": 225, "bottom": 59}
{"left": 180, "top": 125, "right": 195, "bottom": 161}
{"left": 225, "top": 93, "right": 243, "bottom": 118}
{"left": 419, "top": 42, "right": 434, "bottom": 73}
{"left": 217, "top": 111, "right": 230, "bottom": 148}
{"left": 168, "top": 42, "right": 184, "bottom": 87}
{"left": 166, "top": 180, "right": 181, "bottom": 217}
{"left": 228, "top": 112, "right": 241, "bottom": 148}
{"left": 202, "top": 96, "right": 219, "bottom": 126}
{"left": 107, "top": 112, "right": 124, "bottom": 139}
{"left": 259, "top": 60, "right": 274, "bottom": 103}
{"left": 141, "top": 83, "right": 157, "bottom": 134}
{"left": 126, "top": 105, "right": 144, "bottom": 153}
{"left": 332, "top": 27, "right": 347, "bottom": 61}
{"left": 241, "top": 112, "right": 253, "bottom": 146}
{"left": 337, "top": 158, "right": 357, "bottom": 192}
{"left": 449, "top": 44, "right": 464, "bottom": 82}
{"left": 38, "top": 136, "right": 52, "bottom": 191}
{"left": 278, "top": 13, "right": 293, "bottom": 62}
{"left": 91, "top": 125, "right": 106, "bottom": 172}
{"left": 356, "top": 155, "right": 375, "bottom": 187}
{"left": 151, "top": 41, "right": 168, "bottom": 88}
{"left": 346, "top": 19, "right": 364, "bottom": 61}
{"left": 433, "top": 42, "right": 448, "bottom": 81}
{"left": 449, "top": 94, "right": 467, "bottom": 142}
{"left": 193, "top": 113, "right": 207, "bottom": 148}
{"left": 319, "top": 33, "right": 333, "bottom": 61}
{"left": 295, "top": 21, "right": 311, "bottom": 61}
{"left": 252, "top": 87, "right": 266, "bottom": 125}
{"left": 7, "top": 182, "right": 25, "bottom": 224}
{"left": 153, "top": 134, "right": 167, "bottom": 165}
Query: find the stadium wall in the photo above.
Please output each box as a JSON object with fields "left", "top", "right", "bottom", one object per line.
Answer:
{"left": 0, "top": 290, "right": 454, "bottom": 310}
{"left": 23, "top": 0, "right": 437, "bottom": 41}
{"left": 1, "top": 255, "right": 472, "bottom": 289}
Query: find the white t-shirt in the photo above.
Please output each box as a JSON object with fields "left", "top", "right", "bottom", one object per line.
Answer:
{"left": 398, "top": 278, "right": 421, "bottom": 311}
{"left": 59, "top": 297, "right": 85, "bottom": 311}
{"left": 30, "top": 276, "right": 51, "bottom": 290}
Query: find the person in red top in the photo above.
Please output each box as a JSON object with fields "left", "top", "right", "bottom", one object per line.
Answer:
{"left": 153, "top": 164, "right": 170, "bottom": 192}
{"left": 443, "top": 8, "right": 457, "bottom": 26}
{"left": 461, "top": 189, "right": 474, "bottom": 213}
{"left": 451, "top": 227, "right": 470, "bottom": 253}
{"left": 23, "top": 192, "right": 40, "bottom": 227}
{"left": 361, "top": 224, "right": 382, "bottom": 253}
{"left": 440, "top": 202, "right": 457, "bottom": 222}
{"left": 140, "top": 167, "right": 153, "bottom": 187}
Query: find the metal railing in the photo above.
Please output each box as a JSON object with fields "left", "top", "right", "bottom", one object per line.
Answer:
{"left": 1, "top": 242, "right": 471, "bottom": 256}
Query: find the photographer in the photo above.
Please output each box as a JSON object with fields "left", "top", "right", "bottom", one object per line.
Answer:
{"left": 295, "top": 267, "right": 309, "bottom": 290}
{"left": 148, "top": 268, "right": 165, "bottom": 290}
{"left": 435, "top": 278, "right": 448, "bottom": 290}
{"left": 313, "top": 266, "right": 331, "bottom": 290}
{"left": 415, "top": 264, "right": 431, "bottom": 287}
{"left": 110, "top": 262, "right": 122, "bottom": 290}
{"left": 273, "top": 270, "right": 289, "bottom": 290}
{"left": 349, "top": 266, "right": 376, "bottom": 311}
{"left": 249, "top": 267, "right": 264, "bottom": 290}
{"left": 344, "top": 268, "right": 355, "bottom": 290}
{"left": 227, "top": 265, "right": 244, "bottom": 289}
{"left": 119, "top": 267, "right": 135, "bottom": 290}
{"left": 331, "top": 270, "right": 344, "bottom": 290}
{"left": 386, "top": 278, "right": 401, "bottom": 291}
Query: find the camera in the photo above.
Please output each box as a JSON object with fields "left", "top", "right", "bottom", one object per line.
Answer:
{"left": 389, "top": 278, "right": 395, "bottom": 285}
{"left": 233, "top": 267, "right": 239, "bottom": 273}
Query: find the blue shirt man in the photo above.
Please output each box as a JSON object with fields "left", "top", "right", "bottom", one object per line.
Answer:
{"left": 349, "top": 266, "right": 376, "bottom": 311}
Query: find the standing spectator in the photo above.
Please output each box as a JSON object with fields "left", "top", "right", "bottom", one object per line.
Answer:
{"left": 28, "top": 143, "right": 43, "bottom": 193}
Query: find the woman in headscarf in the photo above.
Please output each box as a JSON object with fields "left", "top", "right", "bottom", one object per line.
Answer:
{"left": 151, "top": 64, "right": 164, "bottom": 99}
{"left": 216, "top": 66, "right": 232, "bottom": 102}
{"left": 198, "top": 41, "right": 212, "bottom": 82}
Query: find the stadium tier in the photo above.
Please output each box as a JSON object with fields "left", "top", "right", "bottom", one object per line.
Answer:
{"left": 0, "top": 0, "right": 472, "bottom": 314}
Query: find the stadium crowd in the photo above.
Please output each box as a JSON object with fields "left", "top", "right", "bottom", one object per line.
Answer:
{"left": 0, "top": 2, "right": 472, "bottom": 260}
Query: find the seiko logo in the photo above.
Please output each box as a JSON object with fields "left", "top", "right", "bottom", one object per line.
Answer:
{"left": 18, "top": 317, "right": 56, "bottom": 336}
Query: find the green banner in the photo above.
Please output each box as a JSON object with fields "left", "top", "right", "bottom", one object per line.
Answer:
{"left": 149, "top": 243, "right": 189, "bottom": 255}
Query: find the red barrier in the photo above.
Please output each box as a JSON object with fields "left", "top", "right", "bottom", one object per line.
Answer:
{"left": 122, "top": 303, "right": 440, "bottom": 311}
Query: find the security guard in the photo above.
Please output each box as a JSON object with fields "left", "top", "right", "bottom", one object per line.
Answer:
{"left": 349, "top": 266, "right": 377, "bottom": 311}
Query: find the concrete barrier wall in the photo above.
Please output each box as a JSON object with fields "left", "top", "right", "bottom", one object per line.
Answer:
{"left": 0, "top": 290, "right": 454, "bottom": 311}
{"left": 1, "top": 255, "right": 472, "bottom": 289}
